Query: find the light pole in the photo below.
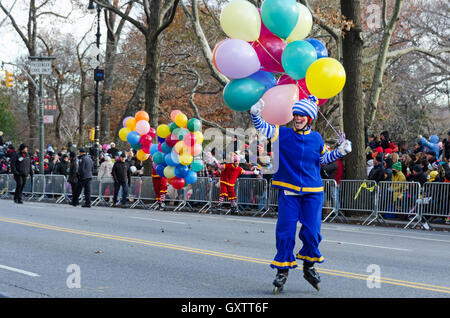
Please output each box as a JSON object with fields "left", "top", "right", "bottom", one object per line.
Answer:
{"left": 88, "top": 0, "right": 105, "bottom": 174}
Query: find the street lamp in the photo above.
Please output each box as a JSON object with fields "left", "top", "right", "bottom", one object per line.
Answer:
{"left": 87, "top": 0, "right": 107, "bottom": 174}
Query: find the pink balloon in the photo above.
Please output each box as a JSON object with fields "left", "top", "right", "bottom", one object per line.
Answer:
{"left": 251, "top": 33, "right": 286, "bottom": 73}
{"left": 170, "top": 110, "right": 181, "bottom": 122}
{"left": 135, "top": 120, "right": 150, "bottom": 135}
{"left": 261, "top": 84, "right": 299, "bottom": 125}
{"left": 183, "top": 133, "right": 197, "bottom": 147}
{"left": 215, "top": 39, "right": 260, "bottom": 79}
{"left": 140, "top": 134, "right": 153, "bottom": 147}
{"left": 142, "top": 144, "right": 150, "bottom": 154}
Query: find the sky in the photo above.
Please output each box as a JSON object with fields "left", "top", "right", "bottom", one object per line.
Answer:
{"left": 0, "top": 0, "right": 100, "bottom": 66}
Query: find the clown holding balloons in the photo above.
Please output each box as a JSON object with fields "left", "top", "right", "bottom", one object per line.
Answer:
{"left": 215, "top": 0, "right": 352, "bottom": 294}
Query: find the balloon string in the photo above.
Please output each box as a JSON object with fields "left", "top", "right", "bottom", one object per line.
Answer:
{"left": 255, "top": 39, "right": 282, "bottom": 66}
{"left": 298, "top": 82, "right": 344, "bottom": 142}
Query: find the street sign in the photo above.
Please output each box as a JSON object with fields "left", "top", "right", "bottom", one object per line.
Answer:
{"left": 30, "top": 61, "right": 52, "bottom": 75}
{"left": 43, "top": 115, "right": 54, "bottom": 124}
{"left": 89, "top": 58, "right": 100, "bottom": 69}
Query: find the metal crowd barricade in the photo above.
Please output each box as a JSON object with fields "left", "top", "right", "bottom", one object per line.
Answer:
{"left": 418, "top": 182, "right": 450, "bottom": 228}
{"left": 44, "top": 175, "right": 67, "bottom": 202}
{"left": 0, "top": 174, "right": 9, "bottom": 199}
{"left": 237, "top": 177, "right": 267, "bottom": 216}
{"left": 175, "top": 177, "right": 211, "bottom": 212}
{"left": 336, "top": 180, "right": 378, "bottom": 225}
{"left": 373, "top": 181, "right": 421, "bottom": 228}
{"left": 261, "top": 179, "right": 278, "bottom": 217}
{"left": 31, "top": 174, "right": 46, "bottom": 201}
{"left": 201, "top": 177, "right": 222, "bottom": 214}
{"left": 322, "top": 179, "right": 347, "bottom": 223}
{"left": 134, "top": 176, "right": 156, "bottom": 209}
{"left": 94, "top": 177, "right": 115, "bottom": 206}
{"left": 129, "top": 176, "right": 144, "bottom": 209}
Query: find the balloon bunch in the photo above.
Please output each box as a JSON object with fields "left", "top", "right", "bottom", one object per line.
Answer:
{"left": 215, "top": 0, "right": 346, "bottom": 125}
{"left": 118, "top": 110, "right": 155, "bottom": 161}
{"left": 150, "top": 110, "right": 205, "bottom": 190}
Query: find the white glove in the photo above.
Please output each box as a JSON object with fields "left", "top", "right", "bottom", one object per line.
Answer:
{"left": 253, "top": 169, "right": 260, "bottom": 175}
{"left": 250, "top": 99, "right": 265, "bottom": 115}
{"left": 338, "top": 139, "right": 352, "bottom": 156}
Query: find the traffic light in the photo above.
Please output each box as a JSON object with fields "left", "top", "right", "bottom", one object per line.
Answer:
{"left": 89, "top": 128, "right": 95, "bottom": 142}
{"left": 4, "top": 71, "right": 14, "bottom": 88}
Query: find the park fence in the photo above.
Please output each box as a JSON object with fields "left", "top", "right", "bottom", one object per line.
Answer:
{"left": 0, "top": 174, "right": 448, "bottom": 229}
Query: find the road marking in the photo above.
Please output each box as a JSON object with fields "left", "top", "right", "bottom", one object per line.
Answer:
{"left": 323, "top": 239, "right": 412, "bottom": 251}
{"left": 0, "top": 264, "right": 40, "bottom": 277}
{"left": 0, "top": 216, "right": 449, "bottom": 294}
{"left": 129, "top": 216, "right": 187, "bottom": 225}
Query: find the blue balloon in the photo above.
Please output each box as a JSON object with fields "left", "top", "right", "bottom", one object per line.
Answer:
{"left": 305, "top": 38, "right": 328, "bottom": 59}
{"left": 165, "top": 153, "right": 177, "bottom": 166}
{"left": 161, "top": 142, "right": 172, "bottom": 154}
{"left": 248, "top": 70, "right": 277, "bottom": 91}
{"left": 157, "top": 136, "right": 166, "bottom": 144}
{"left": 174, "top": 164, "right": 189, "bottom": 178}
{"left": 170, "top": 150, "right": 180, "bottom": 165}
{"left": 126, "top": 131, "right": 141, "bottom": 145}
{"left": 185, "top": 170, "right": 198, "bottom": 185}
{"left": 156, "top": 164, "right": 166, "bottom": 177}
{"left": 149, "top": 144, "right": 159, "bottom": 156}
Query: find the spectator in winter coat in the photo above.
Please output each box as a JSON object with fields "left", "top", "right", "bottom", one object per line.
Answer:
{"left": 70, "top": 148, "right": 93, "bottom": 207}
{"left": 426, "top": 150, "right": 437, "bottom": 165}
{"left": 54, "top": 154, "right": 70, "bottom": 177}
{"left": 111, "top": 153, "right": 131, "bottom": 207}
{"left": 368, "top": 153, "right": 385, "bottom": 183}
{"left": 418, "top": 134, "right": 439, "bottom": 155}
{"left": 407, "top": 164, "right": 427, "bottom": 186}
{"left": 98, "top": 155, "right": 114, "bottom": 180}
{"left": 67, "top": 152, "right": 79, "bottom": 192}
{"left": 10, "top": 144, "right": 33, "bottom": 204}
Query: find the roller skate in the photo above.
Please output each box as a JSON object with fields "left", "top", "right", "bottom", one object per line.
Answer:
{"left": 272, "top": 269, "right": 288, "bottom": 295}
{"left": 303, "top": 262, "right": 320, "bottom": 291}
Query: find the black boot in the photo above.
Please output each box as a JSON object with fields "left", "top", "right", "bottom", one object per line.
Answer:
{"left": 273, "top": 269, "right": 289, "bottom": 294}
{"left": 303, "top": 261, "right": 320, "bottom": 291}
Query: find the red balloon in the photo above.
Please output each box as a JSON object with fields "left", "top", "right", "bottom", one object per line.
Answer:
{"left": 277, "top": 75, "right": 328, "bottom": 106}
{"left": 183, "top": 133, "right": 197, "bottom": 147}
{"left": 171, "top": 177, "right": 185, "bottom": 189}
{"left": 148, "top": 127, "right": 156, "bottom": 138}
{"left": 140, "top": 134, "right": 153, "bottom": 147}
{"left": 142, "top": 144, "right": 150, "bottom": 154}
{"left": 158, "top": 143, "right": 163, "bottom": 152}
{"left": 251, "top": 33, "right": 286, "bottom": 73}
{"left": 165, "top": 133, "right": 179, "bottom": 148}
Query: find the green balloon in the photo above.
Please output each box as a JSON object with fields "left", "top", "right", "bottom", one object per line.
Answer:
{"left": 173, "top": 127, "right": 189, "bottom": 140}
{"left": 187, "top": 118, "right": 202, "bottom": 132}
{"left": 282, "top": 40, "right": 317, "bottom": 80}
{"left": 168, "top": 122, "right": 178, "bottom": 132}
{"left": 223, "top": 78, "right": 266, "bottom": 111}
{"left": 261, "top": 0, "right": 299, "bottom": 39}
{"left": 130, "top": 143, "right": 141, "bottom": 150}
{"left": 152, "top": 151, "right": 165, "bottom": 165}
{"left": 190, "top": 159, "right": 204, "bottom": 172}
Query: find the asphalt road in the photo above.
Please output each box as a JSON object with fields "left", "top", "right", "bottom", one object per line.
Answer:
{"left": 0, "top": 199, "right": 449, "bottom": 298}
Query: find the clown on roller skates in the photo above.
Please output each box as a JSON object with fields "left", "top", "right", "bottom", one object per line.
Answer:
{"left": 250, "top": 95, "right": 352, "bottom": 294}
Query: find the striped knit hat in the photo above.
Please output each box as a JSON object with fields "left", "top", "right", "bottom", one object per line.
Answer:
{"left": 292, "top": 95, "right": 319, "bottom": 120}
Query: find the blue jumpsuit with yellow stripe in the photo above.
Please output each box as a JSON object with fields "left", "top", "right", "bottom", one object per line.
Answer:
{"left": 251, "top": 113, "right": 343, "bottom": 269}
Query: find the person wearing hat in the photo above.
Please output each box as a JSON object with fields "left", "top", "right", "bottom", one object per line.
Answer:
{"left": 250, "top": 96, "right": 352, "bottom": 293}
{"left": 111, "top": 152, "right": 131, "bottom": 208}
{"left": 368, "top": 152, "right": 385, "bottom": 183}
{"left": 10, "top": 143, "right": 33, "bottom": 204}
{"left": 70, "top": 148, "right": 93, "bottom": 207}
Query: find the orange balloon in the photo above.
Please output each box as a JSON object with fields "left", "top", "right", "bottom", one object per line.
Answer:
{"left": 135, "top": 110, "right": 149, "bottom": 122}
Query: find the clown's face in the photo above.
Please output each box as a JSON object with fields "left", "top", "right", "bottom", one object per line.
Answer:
{"left": 293, "top": 114, "right": 309, "bottom": 130}
{"left": 232, "top": 154, "right": 240, "bottom": 164}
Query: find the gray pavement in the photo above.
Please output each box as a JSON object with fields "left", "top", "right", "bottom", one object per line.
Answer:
{"left": 0, "top": 199, "right": 449, "bottom": 298}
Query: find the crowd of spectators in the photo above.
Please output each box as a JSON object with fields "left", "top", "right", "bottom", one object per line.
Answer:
{"left": 364, "top": 130, "right": 450, "bottom": 185}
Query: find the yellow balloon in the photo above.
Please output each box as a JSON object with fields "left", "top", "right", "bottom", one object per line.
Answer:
{"left": 156, "top": 124, "right": 171, "bottom": 138}
{"left": 164, "top": 166, "right": 176, "bottom": 179}
{"left": 305, "top": 58, "right": 346, "bottom": 99}
{"left": 179, "top": 153, "right": 193, "bottom": 166}
{"left": 136, "top": 149, "right": 149, "bottom": 161}
{"left": 220, "top": 0, "right": 261, "bottom": 42}
{"left": 174, "top": 113, "right": 188, "bottom": 128}
{"left": 174, "top": 141, "right": 184, "bottom": 154}
{"left": 119, "top": 127, "right": 131, "bottom": 141}
{"left": 193, "top": 131, "right": 203, "bottom": 144}
{"left": 287, "top": 3, "right": 313, "bottom": 43}
{"left": 125, "top": 118, "right": 136, "bottom": 131}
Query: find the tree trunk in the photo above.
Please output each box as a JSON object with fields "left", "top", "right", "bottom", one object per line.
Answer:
{"left": 341, "top": 0, "right": 366, "bottom": 180}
